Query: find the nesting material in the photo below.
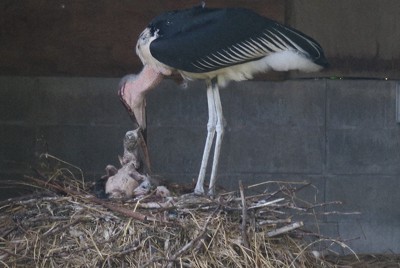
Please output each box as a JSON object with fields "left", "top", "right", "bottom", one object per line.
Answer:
{"left": 0, "top": 161, "right": 357, "bottom": 268}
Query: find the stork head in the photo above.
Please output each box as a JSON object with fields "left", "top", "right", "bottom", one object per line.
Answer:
{"left": 118, "top": 65, "right": 164, "bottom": 129}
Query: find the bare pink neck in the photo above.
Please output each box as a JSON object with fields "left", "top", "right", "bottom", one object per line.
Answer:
{"left": 120, "top": 65, "right": 164, "bottom": 130}
{"left": 136, "top": 65, "right": 163, "bottom": 94}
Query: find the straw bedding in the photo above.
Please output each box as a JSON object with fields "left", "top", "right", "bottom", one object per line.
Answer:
{"left": 1, "top": 156, "right": 357, "bottom": 267}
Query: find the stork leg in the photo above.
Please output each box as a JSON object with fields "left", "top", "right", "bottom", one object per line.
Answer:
{"left": 194, "top": 79, "right": 225, "bottom": 195}
{"left": 208, "top": 81, "right": 225, "bottom": 196}
{"left": 194, "top": 80, "right": 216, "bottom": 195}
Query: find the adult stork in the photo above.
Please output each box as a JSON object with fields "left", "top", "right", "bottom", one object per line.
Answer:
{"left": 119, "top": 5, "right": 328, "bottom": 196}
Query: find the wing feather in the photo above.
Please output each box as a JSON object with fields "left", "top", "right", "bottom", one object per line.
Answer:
{"left": 147, "top": 6, "right": 327, "bottom": 73}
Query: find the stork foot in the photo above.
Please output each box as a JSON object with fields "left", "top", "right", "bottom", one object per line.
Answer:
{"left": 194, "top": 183, "right": 205, "bottom": 195}
{"left": 193, "top": 181, "right": 218, "bottom": 197}
{"left": 207, "top": 188, "right": 216, "bottom": 197}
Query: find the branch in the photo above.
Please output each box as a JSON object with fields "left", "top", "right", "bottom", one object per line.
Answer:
{"left": 239, "top": 180, "right": 250, "bottom": 248}
{"left": 165, "top": 207, "right": 219, "bottom": 268}
{"left": 267, "top": 221, "right": 304, "bottom": 237}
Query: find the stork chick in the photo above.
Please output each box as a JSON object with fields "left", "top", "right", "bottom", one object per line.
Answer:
{"left": 105, "top": 129, "right": 150, "bottom": 198}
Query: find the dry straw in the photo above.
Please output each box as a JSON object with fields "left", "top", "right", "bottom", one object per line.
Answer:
{"left": 0, "top": 155, "right": 356, "bottom": 267}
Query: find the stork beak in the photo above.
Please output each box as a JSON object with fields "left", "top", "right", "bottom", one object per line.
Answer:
{"left": 118, "top": 79, "right": 151, "bottom": 172}
{"left": 131, "top": 99, "right": 151, "bottom": 173}
{"left": 133, "top": 99, "right": 146, "bottom": 130}
{"left": 137, "top": 128, "right": 152, "bottom": 173}
{"left": 118, "top": 78, "right": 146, "bottom": 129}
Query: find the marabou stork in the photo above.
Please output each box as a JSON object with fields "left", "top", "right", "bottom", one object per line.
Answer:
{"left": 119, "top": 5, "right": 328, "bottom": 196}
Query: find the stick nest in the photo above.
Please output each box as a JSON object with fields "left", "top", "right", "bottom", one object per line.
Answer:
{"left": 1, "top": 159, "right": 351, "bottom": 267}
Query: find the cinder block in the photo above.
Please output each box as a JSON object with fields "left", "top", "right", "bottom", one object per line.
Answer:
{"left": 225, "top": 126, "right": 325, "bottom": 173}
{"left": 147, "top": 80, "right": 208, "bottom": 127}
{"left": 148, "top": 125, "right": 324, "bottom": 176}
{"left": 325, "top": 175, "right": 400, "bottom": 253}
{"left": 0, "top": 171, "right": 33, "bottom": 199}
{"left": 0, "top": 76, "right": 37, "bottom": 122}
{"left": 327, "top": 80, "right": 396, "bottom": 129}
{"left": 325, "top": 175, "right": 400, "bottom": 223}
{"left": 327, "top": 129, "right": 400, "bottom": 174}
{"left": 36, "top": 125, "right": 132, "bottom": 173}
{"left": 338, "top": 220, "right": 400, "bottom": 253}
{"left": 0, "top": 76, "right": 133, "bottom": 126}
{"left": 0, "top": 125, "right": 36, "bottom": 173}
{"left": 222, "top": 80, "right": 326, "bottom": 129}
{"left": 147, "top": 126, "right": 205, "bottom": 174}
{"left": 31, "top": 77, "right": 131, "bottom": 126}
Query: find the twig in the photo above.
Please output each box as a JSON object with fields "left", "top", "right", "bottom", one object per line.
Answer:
{"left": 258, "top": 218, "right": 292, "bottom": 226}
{"left": 0, "top": 247, "right": 33, "bottom": 261}
{"left": 248, "top": 180, "right": 311, "bottom": 191}
{"left": 42, "top": 217, "right": 85, "bottom": 238}
{"left": 114, "top": 240, "right": 141, "bottom": 257}
{"left": 267, "top": 221, "right": 304, "bottom": 237}
{"left": 39, "top": 153, "right": 85, "bottom": 185}
{"left": 248, "top": 198, "right": 285, "bottom": 209}
{"left": 239, "top": 180, "right": 249, "bottom": 248}
{"left": 98, "top": 200, "right": 157, "bottom": 222}
{"left": 164, "top": 206, "right": 219, "bottom": 268}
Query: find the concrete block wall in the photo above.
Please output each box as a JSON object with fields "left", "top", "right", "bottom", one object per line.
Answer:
{"left": 1, "top": 76, "right": 400, "bottom": 253}
{"left": 0, "top": 76, "right": 133, "bottom": 194}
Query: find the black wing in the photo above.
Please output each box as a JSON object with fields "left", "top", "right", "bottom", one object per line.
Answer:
{"left": 148, "top": 6, "right": 328, "bottom": 73}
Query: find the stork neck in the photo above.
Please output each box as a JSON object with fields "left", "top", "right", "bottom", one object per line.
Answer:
{"left": 137, "top": 65, "right": 163, "bottom": 94}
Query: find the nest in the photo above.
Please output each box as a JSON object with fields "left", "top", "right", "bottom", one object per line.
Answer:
{"left": 0, "top": 156, "right": 355, "bottom": 267}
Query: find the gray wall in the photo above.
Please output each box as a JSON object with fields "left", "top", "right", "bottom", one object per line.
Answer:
{"left": 1, "top": 76, "right": 400, "bottom": 254}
